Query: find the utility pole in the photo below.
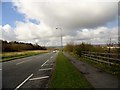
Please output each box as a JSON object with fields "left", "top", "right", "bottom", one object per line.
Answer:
{"left": 56, "top": 27, "right": 63, "bottom": 51}
{"left": 108, "top": 38, "right": 111, "bottom": 66}
{"left": 108, "top": 38, "right": 111, "bottom": 53}
{"left": 44, "top": 40, "right": 45, "bottom": 47}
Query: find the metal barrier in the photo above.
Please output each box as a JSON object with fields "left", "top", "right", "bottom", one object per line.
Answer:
{"left": 81, "top": 51, "right": 120, "bottom": 66}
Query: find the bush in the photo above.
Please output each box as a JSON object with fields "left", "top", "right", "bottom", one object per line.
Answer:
{"left": 73, "top": 45, "right": 82, "bottom": 56}
{"left": 64, "top": 42, "right": 118, "bottom": 57}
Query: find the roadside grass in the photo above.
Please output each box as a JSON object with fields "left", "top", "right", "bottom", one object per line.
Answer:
{"left": 1, "top": 50, "right": 49, "bottom": 62}
{"left": 71, "top": 53, "right": 120, "bottom": 76}
{"left": 80, "top": 57, "right": 120, "bottom": 76}
{"left": 49, "top": 52, "right": 93, "bottom": 88}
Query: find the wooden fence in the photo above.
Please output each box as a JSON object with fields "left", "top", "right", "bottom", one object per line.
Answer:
{"left": 81, "top": 51, "right": 120, "bottom": 66}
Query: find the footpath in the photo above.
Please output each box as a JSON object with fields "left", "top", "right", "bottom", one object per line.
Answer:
{"left": 64, "top": 52, "right": 119, "bottom": 88}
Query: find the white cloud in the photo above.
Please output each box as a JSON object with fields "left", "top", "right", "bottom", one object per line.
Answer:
{"left": 0, "top": 24, "right": 16, "bottom": 41}
{"left": 63, "top": 27, "right": 118, "bottom": 44}
{"left": 14, "top": 21, "right": 54, "bottom": 40}
{"left": 0, "top": 23, "right": 118, "bottom": 46}
{"left": 1, "top": 1, "right": 118, "bottom": 46}
{"left": 13, "top": 1, "right": 117, "bottom": 30}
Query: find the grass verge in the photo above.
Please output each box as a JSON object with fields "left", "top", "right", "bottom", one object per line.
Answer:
{"left": 1, "top": 50, "right": 49, "bottom": 62}
{"left": 49, "top": 52, "right": 93, "bottom": 88}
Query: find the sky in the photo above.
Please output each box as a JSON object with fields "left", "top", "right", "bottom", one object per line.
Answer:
{"left": 0, "top": 0, "right": 119, "bottom": 46}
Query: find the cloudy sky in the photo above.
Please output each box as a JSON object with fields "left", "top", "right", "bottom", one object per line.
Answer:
{"left": 0, "top": 0, "right": 119, "bottom": 46}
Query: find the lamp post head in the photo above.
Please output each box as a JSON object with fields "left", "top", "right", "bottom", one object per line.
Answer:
{"left": 56, "top": 27, "right": 62, "bottom": 30}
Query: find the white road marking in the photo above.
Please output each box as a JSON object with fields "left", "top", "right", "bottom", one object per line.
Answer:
{"left": 16, "top": 60, "right": 32, "bottom": 65}
{"left": 52, "top": 53, "right": 57, "bottom": 58}
{"left": 39, "top": 68, "right": 52, "bottom": 71}
{"left": 41, "top": 53, "right": 57, "bottom": 67}
{"left": 0, "top": 69, "right": 2, "bottom": 70}
{"left": 14, "top": 74, "right": 33, "bottom": 90}
{"left": 41, "top": 59, "right": 49, "bottom": 67}
{"left": 29, "top": 76, "right": 49, "bottom": 81}
{"left": 44, "top": 64, "right": 53, "bottom": 66}
{"left": 50, "top": 54, "right": 57, "bottom": 59}
{"left": 44, "top": 64, "right": 49, "bottom": 66}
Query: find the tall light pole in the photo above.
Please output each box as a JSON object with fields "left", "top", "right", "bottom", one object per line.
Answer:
{"left": 56, "top": 27, "right": 63, "bottom": 51}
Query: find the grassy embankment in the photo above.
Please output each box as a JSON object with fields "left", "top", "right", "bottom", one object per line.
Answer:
{"left": 0, "top": 50, "right": 49, "bottom": 62}
{"left": 49, "top": 52, "right": 93, "bottom": 88}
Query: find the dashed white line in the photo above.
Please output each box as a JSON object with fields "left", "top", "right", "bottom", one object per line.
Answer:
{"left": 39, "top": 68, "right": 52, "bottom": 71}
{"left": 44, "top": 64, "right": 49, "bottom": 66}
{"left": 29, "top": 76, "right": 49, "bottom": 81}
{"left": 44, "top": 64, "right": 53, "bottom": 66}
{"left": 41, "top": 54, "right": 57, "bottom": 67}
{"left": 41, "top": 59, "right": 49, "bottom": 67}
{"left": 14, "top": 74, "right": 33, "bottom": 90}
{"left": 16, "top": 60, "right": 32, "bottom": 65}
{"left": 0, "top": 69, "right": 2, "bottom": 70}
{"left": 50, "top": 54, "right": 57, "bottom": 59}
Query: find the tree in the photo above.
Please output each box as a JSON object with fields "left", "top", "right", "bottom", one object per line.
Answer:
{"left": 1, "top": 40, "right": 47, "bottom": 52}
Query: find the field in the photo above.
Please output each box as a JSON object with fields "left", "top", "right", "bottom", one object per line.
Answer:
{"left": 49, "top": 52, "right": 93, "bottom": 88}
{"left": 1, "top": 50, "right": 49, "bottom": 62}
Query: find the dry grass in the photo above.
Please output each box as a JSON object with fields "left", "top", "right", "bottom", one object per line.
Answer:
{"left": 1, "top": 50, "right": 49, "bottom": 62}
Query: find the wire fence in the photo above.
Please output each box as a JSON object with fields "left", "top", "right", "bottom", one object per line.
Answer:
{"left": 81, "top": 51, "right": 120, "bottom": 66}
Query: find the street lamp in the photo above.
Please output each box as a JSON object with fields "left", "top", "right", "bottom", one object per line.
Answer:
{"left": 56, "top": 27, "right": 63, "bottom": 51}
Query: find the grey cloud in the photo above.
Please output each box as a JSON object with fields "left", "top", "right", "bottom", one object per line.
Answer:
{"left": 1, "top": 1, "right": 118, "bottom": 46}
{"left": 13, "top": 1, "right": 117, "bottom": 29}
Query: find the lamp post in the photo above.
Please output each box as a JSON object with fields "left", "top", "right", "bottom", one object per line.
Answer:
{"left": 56, "top": 27, "right": 63, "bottom": 51}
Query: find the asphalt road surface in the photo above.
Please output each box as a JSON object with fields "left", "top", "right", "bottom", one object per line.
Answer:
{"left": 2, "top": 52, "right": 58, "bottom": 89}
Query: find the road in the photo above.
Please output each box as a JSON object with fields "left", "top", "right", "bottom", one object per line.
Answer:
{"left": 2, "top": 52, "right": 58, "bottom": 89}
